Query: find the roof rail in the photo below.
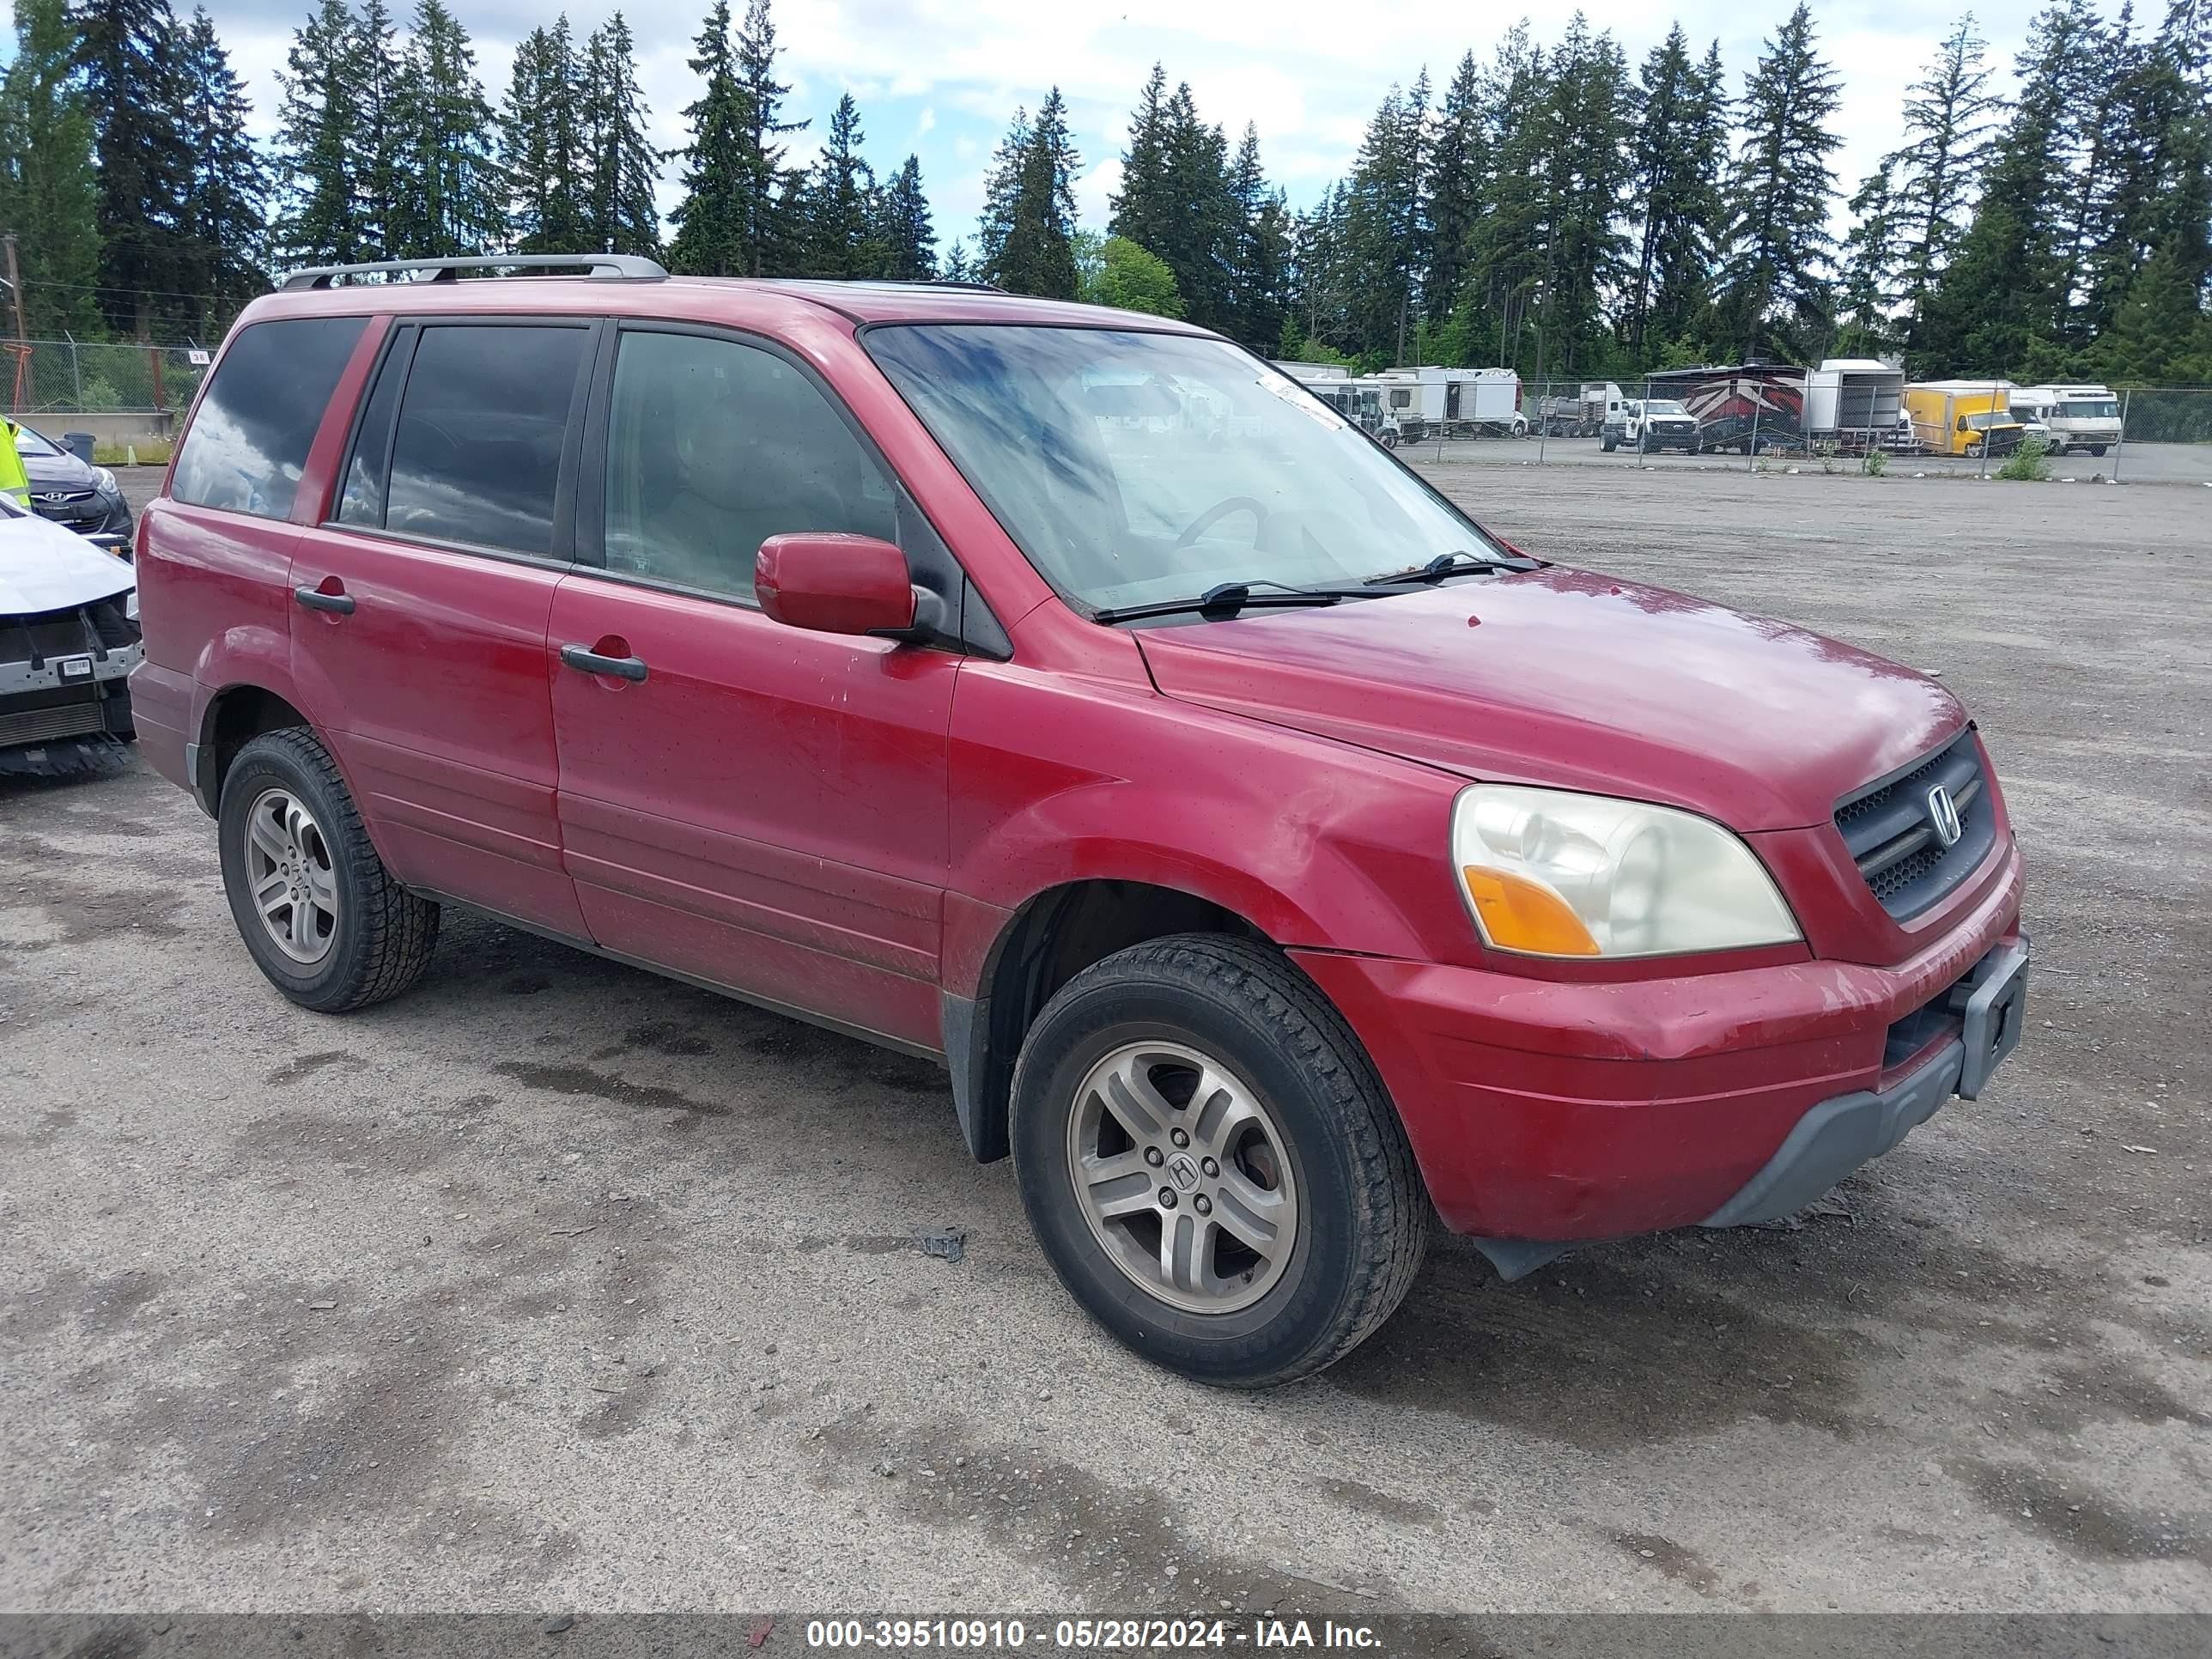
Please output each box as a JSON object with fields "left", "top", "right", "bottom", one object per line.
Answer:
{"left": 280, "top": 253, "right": 669, "bottom": 291}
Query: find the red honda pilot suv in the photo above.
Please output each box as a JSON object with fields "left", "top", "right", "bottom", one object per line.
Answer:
{"left": 131, "top": 255, "right": 2028, "bottom": 1386}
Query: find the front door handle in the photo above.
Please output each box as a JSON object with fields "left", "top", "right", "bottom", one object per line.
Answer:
{"left": 295, "top": 584, "right": 355, "bottom": 616}
{"left": 560, "top": 642, "right": 648, "bottom": 683}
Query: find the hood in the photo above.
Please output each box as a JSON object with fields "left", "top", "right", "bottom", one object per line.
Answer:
{"left": 24, "top": 448, "right": 96, "bottom": 491}
{"left": 1134, "top": 570, "right": 1964, "bottom": 832}
{"left": 0, "top": 507, "right": 134, "bottom": 615}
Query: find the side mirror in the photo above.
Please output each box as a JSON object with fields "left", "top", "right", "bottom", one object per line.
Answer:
{"left": 756, "top": 533, "right": 917, "bottom": 637}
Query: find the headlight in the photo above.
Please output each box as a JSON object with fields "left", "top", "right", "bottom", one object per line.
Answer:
{"left": 1450, "top": 784, "right": 1800, "bottom": 958}
{"left": 91, "top": 466, "right": 118, "bottom": 493}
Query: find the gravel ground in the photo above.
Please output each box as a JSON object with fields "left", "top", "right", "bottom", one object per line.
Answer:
{"left": 0, "top": 465, "right": 2205, "bottom": 1617}
{"left": 1398, "top": 435, "right": 2212, "bottom": 484}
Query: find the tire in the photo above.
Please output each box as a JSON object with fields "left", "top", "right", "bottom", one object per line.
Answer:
{"left": 1601, "top": 434, "right": 1617, "bottom": 453}
{"left": 1010, "top": 934, "right": 1427, "bottom": 1388}
{"left": 218, "top": 726, "right": 439, "bottom": 1013}
{"left": 2091, "top": 446, "right": 2107, "bottom": 457}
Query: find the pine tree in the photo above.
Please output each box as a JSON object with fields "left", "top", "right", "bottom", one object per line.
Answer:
{"left": 1109, "top": 64, "right": 1173, "bottom": 255}
{"left": 733, "top": 0, "right": 807, "bottom": 275}
{"left": 71, "top": 0, "right": 193, "bottom": 333}
{"left": 388, "top": 0, "right": 502, "bottom": 259}
{"left": 350, "top": 0, "right": 402, "bottom": 258}
{"left": 501, "top": 19, "right": 587, "bottom": 255}
{"left": 1714, "top": 2, "right": 1843, "bottom": 361}
{"left": 272, "top": 0, "right": 364, "bottom": 268}
{"left": 1422, "top": 52, "right": 1484, "bottom": 330}
{"left": 1835, "top": 162, "right": 1905, "bottom": 356}
{"left": 1538, "top": 20, "right": 1633, "bottom": 373}
{"left": 1340, "top": 73, "right": 1429, "bottom": 362}
{"left": 802, "top": 92, "right": 879, "bottom": 277}
{"left": 1109, "top": 70, "right": 1237, "bottom": 331}
{"left": 668, "top": 1, "right": 747, "bottom": 275}
{"left": 978, "top": 89, "right": 1079, "bottom": 299}
{"left": 1922, "top": 1, "right": 2102, "bottom": 376}
{"left": 1625, "top": 26, "right": 1724, "bottom": 357}
{"left": 1892, "top": 15, "right": 2003, "bottom": 343}
{"left": 580, "top": 14, "right": 660, "bottom": 257}
{"left": 1225, "top": 125, "right": 1289, "bottom": 347}
{"left": 940, "top": 238, "right": 975, "bottom": 283}
{"left": 2, "top": 0, "right": 106, "bottom": 337}
{"left": 1465, "top": 24, "right": 1549, "bottom": 373}
{"left": 174, "top": 5, "right": 266, "bottom": 321}
{"left": 873, "top": 155, "right": 937, "bottom": 280}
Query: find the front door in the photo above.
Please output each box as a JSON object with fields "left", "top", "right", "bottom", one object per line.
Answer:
{"left": 289, "top": 318, "right": 597, "bottom": 939}
{"left": 548, "top": 325, "right": 960, "bottom": 1053}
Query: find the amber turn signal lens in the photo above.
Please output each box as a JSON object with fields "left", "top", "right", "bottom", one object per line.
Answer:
{"left": 1462, "top": 868, "right": 1601, "bottom": 957}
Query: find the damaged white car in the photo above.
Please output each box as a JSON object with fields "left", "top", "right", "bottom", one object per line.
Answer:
{"left": 0, "top": 491, "right": 140, "bottom": 775}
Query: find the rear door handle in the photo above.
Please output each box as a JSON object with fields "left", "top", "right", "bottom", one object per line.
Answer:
{"left": 560, "top": 642, "right": 649, "bottom": 683}
{"left": 295, "top": 584, "right": 355, "bottom": 616}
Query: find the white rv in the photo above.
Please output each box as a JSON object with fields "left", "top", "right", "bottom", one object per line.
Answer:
{"left": 2002, "top": 385, "right": 2121, "bottom": 456}
{"left": 1361, "top": 367, "right": 1526, "bottom": 441}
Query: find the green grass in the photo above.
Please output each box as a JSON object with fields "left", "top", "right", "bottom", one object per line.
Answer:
{"left": 91, "top": 440, "right": 173, "bottom": 467}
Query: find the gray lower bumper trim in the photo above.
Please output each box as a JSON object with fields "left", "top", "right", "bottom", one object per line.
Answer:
{"left": 1698, "top": 1042, "right": 1963, "bottom": 1229}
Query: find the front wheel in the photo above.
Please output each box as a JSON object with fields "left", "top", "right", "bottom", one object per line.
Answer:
{"left": 1011, "top": 935, "right": 1426, "bottom": 1388}
{"left": 218, "top": 727, "right": 440, "bottom": 1012}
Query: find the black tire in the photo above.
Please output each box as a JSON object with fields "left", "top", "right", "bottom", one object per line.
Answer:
{"left": 2091, "top": 445, "right": 2107, "bottom": 456}
{"left": 1010, "top": 934, "right": 1427, "bottom": 1388}
{"left": 1601, "top": 434, "right": 1616, "bottom": 453}
{"left": 217, "top": 726, "right": 438, "bottom": 1013}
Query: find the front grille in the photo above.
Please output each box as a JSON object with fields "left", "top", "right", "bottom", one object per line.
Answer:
{"left": 1835, "top": 728, "right": 1996, "bottom": 920}
{"left": 0, "top": 694, "right": 105, "bottom": 746}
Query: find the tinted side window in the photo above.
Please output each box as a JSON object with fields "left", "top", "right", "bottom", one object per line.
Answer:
{"left": 382, "top": 324, "right": 588, "bottom": 555}
{"left": 336, "top": 332, "right": 405, "bottom": 526}
{"left": 603, "top": 330, "right": 896, "bottom": 601}
{"left": 172, "top": 317, "right": 367, "bottom": 520}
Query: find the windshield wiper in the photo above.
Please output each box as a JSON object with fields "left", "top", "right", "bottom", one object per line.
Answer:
{"left": 1363, "top": 550, "right": 1538, "bottom": 586}
{"left": 1092, "top": 580, "right": 1351, "bottom": 625}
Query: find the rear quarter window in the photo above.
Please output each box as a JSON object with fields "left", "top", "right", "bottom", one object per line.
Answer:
{"left": 171, "top": 316, "right": 368, "bottom": 520}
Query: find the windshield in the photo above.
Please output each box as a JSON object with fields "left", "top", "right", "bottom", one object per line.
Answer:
{"left": 1966, "top": 411, "right": 2019, "bottom": 429}
{"left": 1644, "top": 400, "right": 1687, "bottom": 416}
{"left": 2058, "top": 399, "right": 2120, "bottom": 419}
{"left": 9, "top": 424, "right": 58, "bottom": 457}
{"left": 865, "top": 325, "right": 1505, "bottom": 611}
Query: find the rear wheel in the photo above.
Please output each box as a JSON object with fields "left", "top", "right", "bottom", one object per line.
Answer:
{"left": 218, "top": 727, "right": 438, "bottom": 1012}
{"left": 2091, "top": 445, "right": 2107, "bottom": 456}
{"left": 1011, "top": 935, "right": 1427, "bottom": 1388}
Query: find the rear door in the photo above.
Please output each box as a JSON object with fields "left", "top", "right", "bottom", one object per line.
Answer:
{"left": 546, "top": 323, "right": 963, "bottom": 1054}
{"left": 287, "top": 317, "right": 597, "bottom": 939}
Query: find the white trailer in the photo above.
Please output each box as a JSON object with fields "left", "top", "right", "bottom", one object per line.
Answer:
{"left": 1805, "top": 359, "right": 1905, "bottom": 451}
{"left": 1270, "top": 362, "right": 1399, "bottom": 445}
{"left": 1362, "top": 367, "right": 1526, "bottom": 441}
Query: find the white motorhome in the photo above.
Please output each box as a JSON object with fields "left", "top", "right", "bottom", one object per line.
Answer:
{"left": 2003, "top": 384, "right": 2122, "bottom": 456}
{"left": 1362, "top": 367, "right": 1526, "bottom": 441}
{"left": 1272, "top": 362, "right": 1400, "bottom": 444}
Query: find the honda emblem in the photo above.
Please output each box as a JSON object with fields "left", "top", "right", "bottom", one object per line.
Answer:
{"left": 1926, "top": 785, "right": 1963, "bottom": 848}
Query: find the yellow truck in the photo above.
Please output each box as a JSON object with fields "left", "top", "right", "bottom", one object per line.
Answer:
{"left": 1904, "top": 382, "right": 2027, "bottom": 459}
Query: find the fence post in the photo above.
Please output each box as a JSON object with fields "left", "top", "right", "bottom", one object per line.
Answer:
{"left": 2114, "top": 388, "right": 2129, "bottom": 483}
{"left": 64, "top": 331, "right": 81, "bottom": 407}
{"left": 1747, "top": 392, "right": 1760, "bottom": 472}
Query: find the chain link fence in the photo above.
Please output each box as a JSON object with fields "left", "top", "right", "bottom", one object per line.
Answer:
{"left": 1, "top": 338, "right": 210, "bottom": 416}
{"left": 1379, "top": 373, "right": 2212, "bottom": 483}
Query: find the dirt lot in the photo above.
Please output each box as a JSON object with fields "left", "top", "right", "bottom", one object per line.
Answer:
{"left": 1410, "top": 434, "right": 2212, "bottom": 485}
{"left": 2, "top": 465, "right": 2206, "bottom": 1617}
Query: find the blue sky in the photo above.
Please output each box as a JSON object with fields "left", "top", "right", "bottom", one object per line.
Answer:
{"left": 22, "top": 1, "right": 2115, "bottom": 253}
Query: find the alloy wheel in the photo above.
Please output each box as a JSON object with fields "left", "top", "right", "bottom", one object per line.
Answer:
{"left": 243, "top": 787, "right": 339, "bottom": 965}
{"left": 1066, "top": 1040, "right": 1300, "bottom": 1315}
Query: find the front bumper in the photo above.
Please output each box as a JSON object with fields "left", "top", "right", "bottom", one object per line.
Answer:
{"left": 1291, "top": 840, "right": 2025, "bottom": 1254}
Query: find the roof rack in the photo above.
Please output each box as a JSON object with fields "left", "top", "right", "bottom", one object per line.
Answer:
{"left": 280, "top": 253, "right": 669, "bottom": 291}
